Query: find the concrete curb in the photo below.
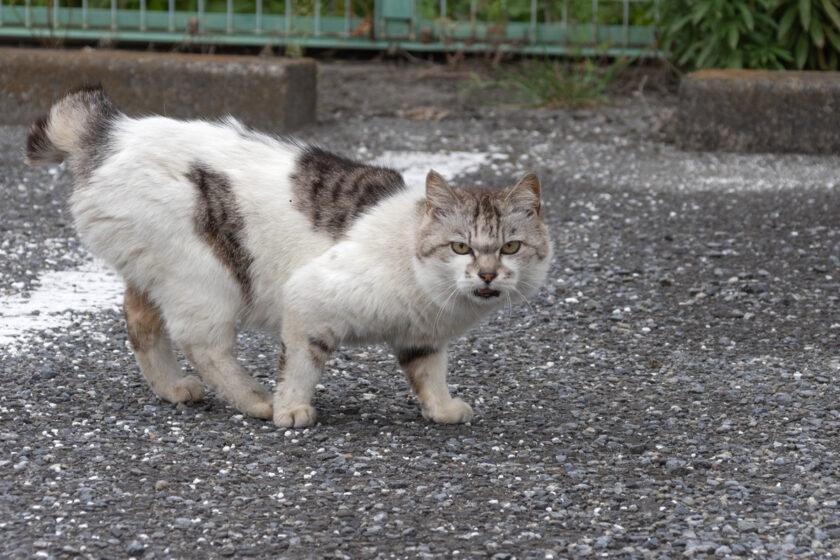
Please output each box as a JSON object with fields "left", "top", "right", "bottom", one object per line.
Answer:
{"left": 0, "top": 47, "right": 316, "bottom": 133}
{"left": 678, "top": 69, "right": 840, "bottom": 154}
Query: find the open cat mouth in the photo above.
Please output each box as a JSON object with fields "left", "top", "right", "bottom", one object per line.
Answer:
{"left": 474, "top": 288, "right": 501, "bottom": 299}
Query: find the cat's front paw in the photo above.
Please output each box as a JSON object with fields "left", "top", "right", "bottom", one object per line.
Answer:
{"left": 274, "top": 404, "right": 317, "bottom": 428}
{"left": 423, "top": 398, "right": 474, "bottom": 424}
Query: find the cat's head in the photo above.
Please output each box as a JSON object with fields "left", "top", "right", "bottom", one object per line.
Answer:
{"left": 414, "top": 170, "right": 552, "bottom": 308}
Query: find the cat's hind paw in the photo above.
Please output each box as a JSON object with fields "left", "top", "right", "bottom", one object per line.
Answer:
{"left": 172, "top": 376, "right": 205, "bottom": 403}
{"left": 242, "top": 396, "right": 274, "bottom": 420}
{"left": 274, "top": 404, "right": 317, "bottom": 428}
{"left": 423, "top": 398, "right": 474, "bottom": 424}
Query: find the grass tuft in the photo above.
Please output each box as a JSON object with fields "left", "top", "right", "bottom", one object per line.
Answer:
{"left": 471, "top": 54, "right": 631, "bottom": 108}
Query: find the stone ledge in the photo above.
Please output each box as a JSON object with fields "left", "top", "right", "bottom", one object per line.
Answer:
{"left": 0, "top": 47, "right": 316, "bottom": 133}
{"left": 678, "top": 69, "right": 840, "bottom": 154}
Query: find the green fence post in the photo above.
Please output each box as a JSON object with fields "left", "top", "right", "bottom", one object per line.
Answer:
{"left": 622, "top": 0, "right": 629, "bottom": 47}
{"left": 562, "top": 0, "right": 568, "bottom": 43}
{"left": 530, "top": 0, "right": 536, "bottom": 43}
{"left": 439, "top": 0, "right": 446, "bottom": 40}
{"left": 226, "top": 0, "right": 232, "bottom": 34}
{"left": 374, "top": 0, "right": 380, "bottom": 39}
{"left": 344, "top": 0, "right": 350, "bottom": 36}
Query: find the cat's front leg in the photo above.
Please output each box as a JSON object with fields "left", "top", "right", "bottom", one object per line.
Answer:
{"left": 396, "top": 345, "right": 473, "bottom": 424}
{"left": 273, "top": 327, "right": 334, "bottom": 428}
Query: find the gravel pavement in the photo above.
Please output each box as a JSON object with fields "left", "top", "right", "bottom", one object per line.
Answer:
{"left": 1, "top": 60, "right": 840, "bottom": 559}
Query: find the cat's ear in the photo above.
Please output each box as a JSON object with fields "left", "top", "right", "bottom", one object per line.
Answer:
{"left": 425, "top": 170, "right": 459, "bottom": 212}
{"left": 507, "top": 171, "right": 542, "bottom": 216}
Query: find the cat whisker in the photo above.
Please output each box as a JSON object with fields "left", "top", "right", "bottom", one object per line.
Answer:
{"left": 433, "top": 287, "right": 460, "bottom": 336}
{"left": 419, "top": 279, "right": 458, "bottom": 315}
{"left": 516, "top": 279, "right": 543, "bottom": 292}
{"left": 512, "top": 287, "right": 536, "bottom": 316}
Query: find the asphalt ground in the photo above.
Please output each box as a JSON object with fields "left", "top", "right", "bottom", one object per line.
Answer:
{"left": 1, "top": 60, "right": 840, "bottom": 559}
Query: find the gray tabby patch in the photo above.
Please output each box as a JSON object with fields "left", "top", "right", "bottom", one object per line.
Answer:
{"left": 291, "top": 146, "right": 405, "bottom": 238}
{"left": 188, "top": 163, "right": 255, "bottom": 303}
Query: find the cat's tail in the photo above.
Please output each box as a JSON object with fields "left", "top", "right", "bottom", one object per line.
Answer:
{"left": 25, "top": 85, "right": 119, "bottom": 166}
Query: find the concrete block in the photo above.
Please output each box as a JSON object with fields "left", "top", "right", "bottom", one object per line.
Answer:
{"left": 0, "top": 47, "right": 316, "bottom": 132}
{"left": 678, "top": 69, "right": 840, "bottom": 154}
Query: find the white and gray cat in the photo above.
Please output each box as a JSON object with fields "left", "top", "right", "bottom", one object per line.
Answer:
{"left": 26, "top": 86, "right": 552, "bottom": 428}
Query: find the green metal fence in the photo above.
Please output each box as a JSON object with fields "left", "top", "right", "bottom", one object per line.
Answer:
{"left": 0, "top": 0, "right": 659, "bottom": 56}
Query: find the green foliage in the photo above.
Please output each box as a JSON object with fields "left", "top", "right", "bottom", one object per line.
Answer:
{"left": 775, "top": 0, "right": 840, "bottom": 69}
{"left": 416, "top": 0, "right": 650, "bottom": 26}
{"left": 656, "top": 0, "right": 840, "bottom": 70}
{"left": 471, "top": 52, "right": 629, "bottom": 108}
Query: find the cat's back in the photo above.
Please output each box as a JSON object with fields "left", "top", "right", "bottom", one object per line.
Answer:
{"left": 105, "top": 115, "right": 299, "bottom": 189}
{"left": 68, "top": 114, "right": 305, "bottom": 292}
{"left": 74, "top": 115, "right": 301, "bottom": 239}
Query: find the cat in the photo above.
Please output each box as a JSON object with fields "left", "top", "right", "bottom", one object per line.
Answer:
{"left": 26, "top": 85, "right": 553, "bottom": 428}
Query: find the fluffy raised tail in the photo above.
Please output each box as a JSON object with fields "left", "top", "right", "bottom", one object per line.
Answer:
{"left": 26, "top": 85, "right": 118, "bottom": 166}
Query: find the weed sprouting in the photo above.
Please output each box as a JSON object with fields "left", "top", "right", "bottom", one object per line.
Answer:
{"left": 469, "top": 53, "right": 631, "bottom": 109}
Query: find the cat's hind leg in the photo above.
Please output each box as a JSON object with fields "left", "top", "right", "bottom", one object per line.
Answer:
{"left": 177, "top": 333, "right": 274, "bottom": 420}
{"left": 124, "top": 284, "right": 205, "bottom": 404}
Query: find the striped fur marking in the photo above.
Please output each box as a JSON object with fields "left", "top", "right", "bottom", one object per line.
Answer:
{"left": 396, "top": 346, "right": 437, "bottom": 367}
{"left": 308, "top": 334, "right": 335, "bottom": 364}
{"left": 291, "top": 146, "right": 406, "bottom": 238}
{"left": 188, "top": 163, "right": 255, "bottom": 304}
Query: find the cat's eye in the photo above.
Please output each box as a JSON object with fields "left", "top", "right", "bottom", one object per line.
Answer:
{"left": 451, "top": 242, "right": 472, "bottom": 255}
{"left": 500, "top": 241, "right": 521, "bottom": 255}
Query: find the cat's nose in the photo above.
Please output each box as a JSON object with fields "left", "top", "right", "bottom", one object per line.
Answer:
{"left": 478, "top": 271, "right": 497, "bottom": 284}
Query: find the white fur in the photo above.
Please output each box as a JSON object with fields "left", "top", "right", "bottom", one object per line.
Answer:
{"left": 48, "top": 108, "right": 551, "bottom": 427}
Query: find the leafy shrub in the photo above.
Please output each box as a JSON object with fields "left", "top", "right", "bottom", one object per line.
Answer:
{"left": 776, "top": 0, "right": 840, "bottom": 69}
{"left": 657, "top": 0, "right": 840, "bottom": 70}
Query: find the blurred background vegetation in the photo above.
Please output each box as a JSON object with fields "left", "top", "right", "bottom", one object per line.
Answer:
{"left": 4, "top": 0, "right": 653, "bottom": 26}
{"left": 6, "top": 0, "right": 837, "bottom": 71}
{"left": 3, "top": 0, "right": 837, "bottom": 99}
{"left": 657, "top": 0, "right": 840, "bottom": 70}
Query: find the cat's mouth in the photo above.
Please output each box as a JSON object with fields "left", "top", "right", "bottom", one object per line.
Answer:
{"left": 473, "top": 288, "right": 501, "bottom": 299}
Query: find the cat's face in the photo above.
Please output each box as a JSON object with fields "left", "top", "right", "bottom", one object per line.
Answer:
{"left": 415, "top": 170, "right": 552, "bottom": 308}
